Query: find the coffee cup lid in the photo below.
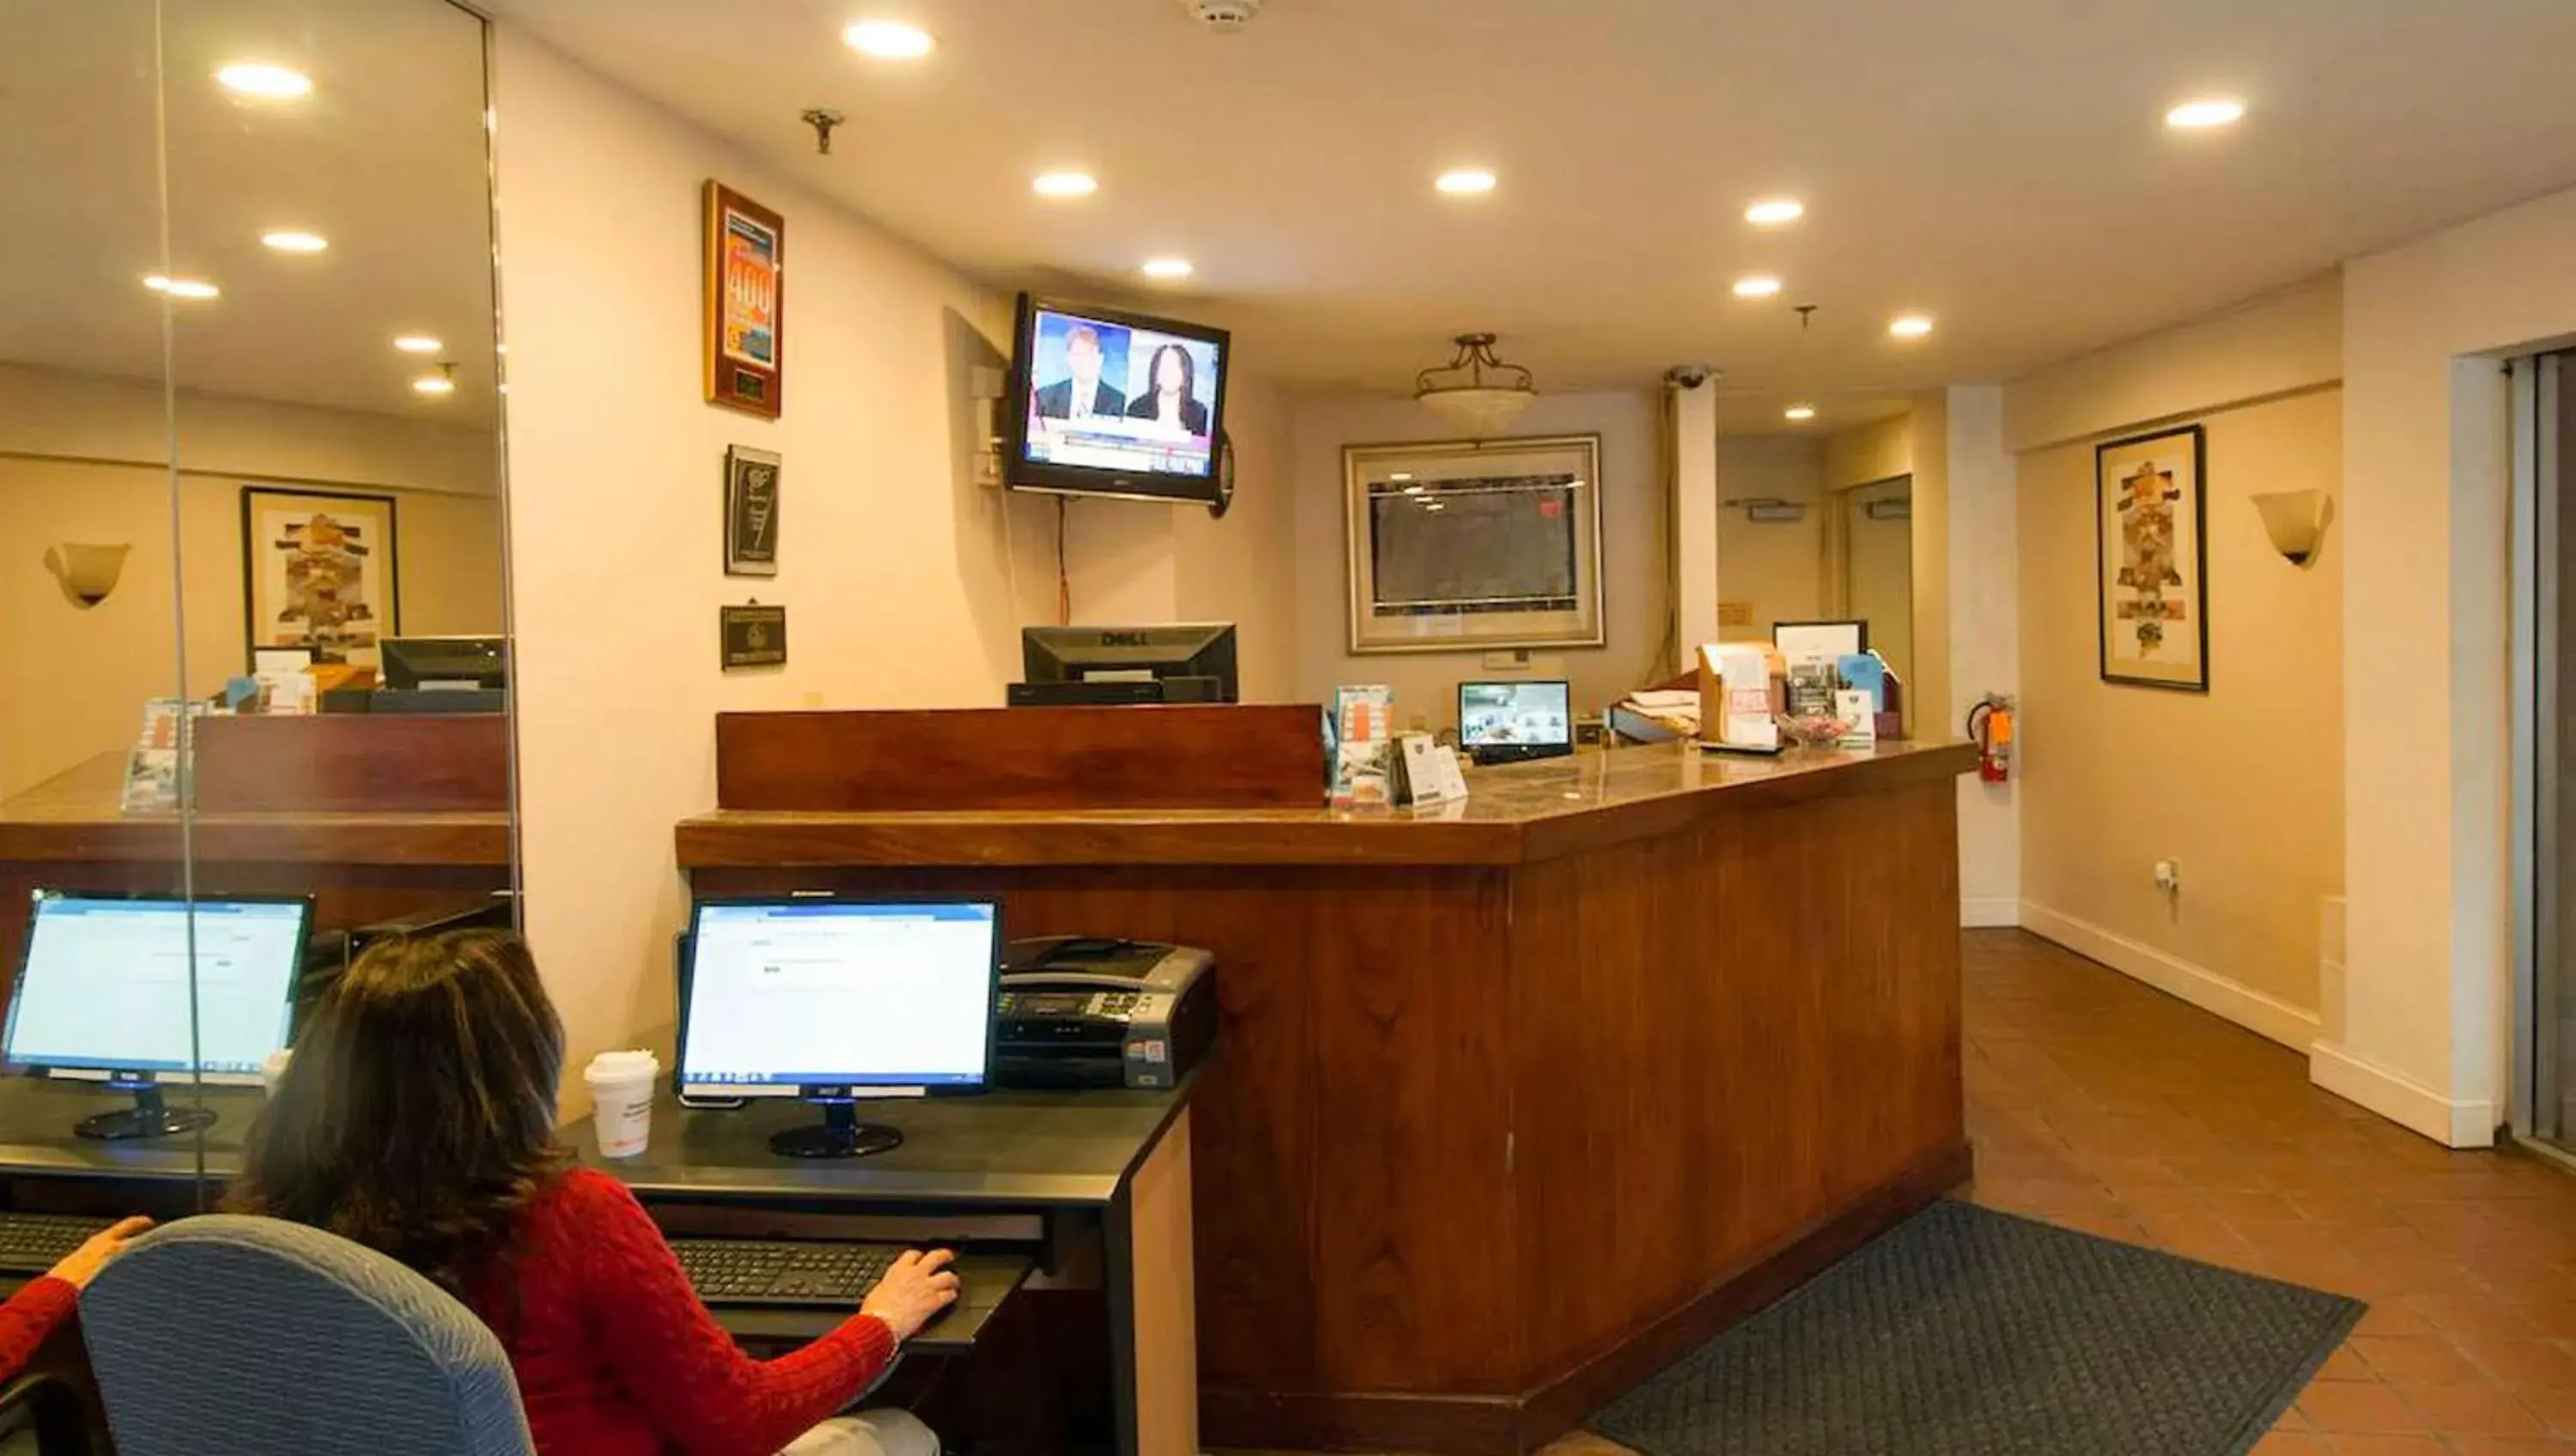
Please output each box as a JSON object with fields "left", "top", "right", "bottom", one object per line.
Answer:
{"left": 586, "top": 1048, "right": 660, "bottom": 1077}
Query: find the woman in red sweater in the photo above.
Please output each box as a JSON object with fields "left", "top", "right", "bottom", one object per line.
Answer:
{"left": 228, "top": 930, "right": 954, "bottom": 1456}
{"left": 0, "top": 1216, "right": 151, "bottom": 1378}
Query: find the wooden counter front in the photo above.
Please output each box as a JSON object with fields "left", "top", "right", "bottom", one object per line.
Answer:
{"left": 677, "top": 739, "right": 1977, "bottom": 1454}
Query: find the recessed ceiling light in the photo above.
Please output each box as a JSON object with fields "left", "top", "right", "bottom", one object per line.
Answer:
{"left": 1032, "top": 171, "right": 1098, "bottom": 198}
{"left": 2165, "top": 97, "right": 2246, "bottom": 130}
{"left": 1436, "top": 168, "right": 1498, "bottom": 197}
{"left": 1784, "top": 403, "right": 1818, "bottom": 422}
{"left": 216, "top": 62, "right": 311, "bottom": 99}
{"left": 1746, "top": 197, "right": 1805, "bottom": 227}
{"left": 393, "top": 334, "right": 442, "bottom": 355}
{"left": 1889, "top": 313, "right": 1935, "bottom": 339}
{"left": 141, "top": 274, "right": 219, "bottom": 300}
{"left": 843, "top": 20, "right": 934, "bottom": 58}
{"left": 1732, "top": 275, "right": 1783, "bottom": 299}
{"left": 260, "top": 229, "right": 328, "bottom": 253}
{"left": 411, "top": 374, "right": 457, "bottom": 397}
{"left": 1140, "top": 258, "right": 1194, "bottom": 280}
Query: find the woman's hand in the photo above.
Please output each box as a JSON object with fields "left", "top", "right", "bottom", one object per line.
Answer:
{"left": 46, "top": 1216, "right": 154, "bottom": 1290}
{"left": 858, "top": 1248, "right": 959, "bottom": 1343}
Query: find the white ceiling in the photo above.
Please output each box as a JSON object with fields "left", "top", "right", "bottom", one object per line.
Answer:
{"left": 0, "top": 0, "right": 500, "bottom": 426}
{"left": 479, "top": 0, "right": 2576, "bottom": 433}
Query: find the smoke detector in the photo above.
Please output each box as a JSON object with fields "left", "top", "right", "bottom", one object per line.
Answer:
{"left": 1182, "top": 0, "right": 1263, "bottom": 32}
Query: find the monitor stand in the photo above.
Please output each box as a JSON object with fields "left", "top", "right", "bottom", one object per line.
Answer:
{"left": 769, "top": 1101, "right": 903, "bottom": 1160}
{"left": 76, "top": 1084, "right": 217, "bottom": 1142}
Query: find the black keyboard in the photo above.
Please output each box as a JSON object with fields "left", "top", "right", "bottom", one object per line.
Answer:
{"left": 0, "top": 1213, "right": 116, "bottom": 1275}
{"left": 671, "top": 1237, "right": 907, "bottom": 1309}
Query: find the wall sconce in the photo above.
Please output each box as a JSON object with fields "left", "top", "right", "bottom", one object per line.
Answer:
{"left": 2249, "top": 489, "right": 2333, "bottom": 566}
{"left": 43, "top": 543, "right": 131, "bottom": 608}
{"left": 1725, "top": 497, "right": 1807, "bottom": 524}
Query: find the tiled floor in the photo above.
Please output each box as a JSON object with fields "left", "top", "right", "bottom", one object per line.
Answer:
{"left": 1278, "top": 928, "right": 2576, "bottom": 1456}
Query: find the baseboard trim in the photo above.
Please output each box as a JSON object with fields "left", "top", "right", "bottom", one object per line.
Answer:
{"left": 1196, "top": 1141, "right": 1975, "bottom": 1456}
{"left": 2018, "top": 901, "right": 2321, "bottom": 1053}
{"left": 2308, "top": 1040, "right": 2497, "bottom": 1149}
{"left": 1960, "top": 896, "right": 2020, "bottom": 928}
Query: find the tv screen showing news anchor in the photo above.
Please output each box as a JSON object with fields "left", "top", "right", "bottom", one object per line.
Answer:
{"left": 1019, "top": 304, "right": 1224, "bottom": 482}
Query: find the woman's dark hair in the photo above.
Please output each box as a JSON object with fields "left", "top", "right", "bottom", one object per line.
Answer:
{"left": 229, "top": 928, "right": 568, "bottom": 1295}
{"left": 1148, "top": 343, "right": 1194, "bottom": 401}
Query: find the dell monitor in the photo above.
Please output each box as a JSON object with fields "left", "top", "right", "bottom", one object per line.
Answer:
{"left": 381, "top": 635, "right": 509, "bottom": 691}
{"left": 1012, "top": 623, "right": 1238, "bottom": 707}
{"left": 3, "top": 892, "right": 313, "bottom": 1140}
{"left": 1459, "top": 680, "right": 1576, "bottom": 765}
{"left": 1002, "top": 294, "right": 1231, "bottom": 506}
{"left": 677, "top": 896, "right": 1002, "bottom": 1159}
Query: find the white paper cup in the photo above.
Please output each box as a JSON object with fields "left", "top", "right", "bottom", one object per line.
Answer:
{"left": 585, "top": 1049, "right": 660, "bottom": 1158}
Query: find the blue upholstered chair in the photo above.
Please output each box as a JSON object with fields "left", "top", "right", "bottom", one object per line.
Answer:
{"left": 77, "top": 1216, "right": 534, "bottom": 1456}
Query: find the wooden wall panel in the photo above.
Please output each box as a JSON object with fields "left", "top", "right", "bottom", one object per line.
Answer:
{"left": 713, "top": 707, "right": 1326, "bottom": 812}
{"left": 194, "top": 713, "right": 511, "bottom": 814}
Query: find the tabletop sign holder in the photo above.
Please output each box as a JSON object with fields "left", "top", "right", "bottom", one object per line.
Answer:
{"left": 1390, "top": 732, "right": 1468, "bottom": 808}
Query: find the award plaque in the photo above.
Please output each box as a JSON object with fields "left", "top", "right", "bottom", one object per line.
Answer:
{"left": 703, "top": 181, "right": 784, "bottom": 418}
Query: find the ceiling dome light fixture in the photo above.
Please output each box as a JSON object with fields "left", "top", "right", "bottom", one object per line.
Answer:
{"left": 2166, "top": 96, "right": 2246, "bottom": 130}
{"left": 1436, "top": 168, "right": 1498, "bottom": 197}
{"left": 1784, "top": 403, "right": 1818, "bottom": 422}
{"left": 216, "top": 62, "right": 312, "bottom": 99}
{"left": 412, "top": 362, "right": 459, "bottom": 397}
{"left": 1140, "top": 257, "right": 1194, "bottom": 279}
{"left": 1889, "top": 312, "right": 1935, "bottom": 339}
{"left": 392, "top": 334, "right": 442, "bottom": 355}
{"left": 1032, "top": 171, "right": 1098, "bottom": 198}
{"left": 844, "top": 20, "right": 934, "bottom": 58}
{"left": 142, "top": 274, "right": 219, "bottom": 300}
{"left": 1733, "top": 275, "right": 1783, "bottom": 300}
{"left": 1746, "top": 197, "right": 1805, "bottom": 227}
{"left": 1414, "top": 332, "right": 1537, "bottom": 436}
{"left": 260, "top": 229, "right": 327, "bottom": 253}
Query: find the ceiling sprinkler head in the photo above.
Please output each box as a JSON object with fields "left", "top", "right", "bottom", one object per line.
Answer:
{"left": 1184, "top": 0, "right": 1264, "bottom": 32}
{"left": 800, "top": 107, "right": 846, "bottom": 155}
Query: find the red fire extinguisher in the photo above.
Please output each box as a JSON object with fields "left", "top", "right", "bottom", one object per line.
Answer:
{"left": 1966, "top": 695, "right": 2014, "bottom": 783}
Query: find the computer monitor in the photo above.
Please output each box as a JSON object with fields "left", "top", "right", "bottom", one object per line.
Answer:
{"left": 381, "top": 635, "right": 509, "bottom": 691}
{"left": 3, "top": 892, "right": 313, "bottom": 1140}
{"left": 677, "top": 895, "right": 1002, "bottom": 1160}
{"left": 1458, "top": 680, "right": 1576, "bottom": 765}
{"left": 1015, "top": 623, "right": 1238, "bottom": 705}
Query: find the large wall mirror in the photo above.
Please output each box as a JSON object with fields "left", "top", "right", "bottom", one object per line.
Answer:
{"left": 0, "top": 0, "right": 507, "bottom": 1189}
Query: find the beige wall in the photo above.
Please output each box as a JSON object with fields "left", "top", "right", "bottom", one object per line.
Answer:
{"left": 2016, "top": 385, "right": 2345, "bottom": 1032}
{"left": 2337, "top": 183, "right": 2576, "bottom": 1145}
{"left": 1826, "top": 414, "right": 1912, "bottom": 493}
{"left": 0, "top": 370, "right": 503, "bottom": 798}
{"left": 491, "top": 29, "right": 1296, "bottom": 1095}
{"left": 1288, "top": 389, "right": 1662, "bottom": 730}
{"left": 1715, "top": 434, "right": 1824, "bottom": 639}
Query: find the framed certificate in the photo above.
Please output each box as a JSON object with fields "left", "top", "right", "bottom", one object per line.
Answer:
{"left": 704, "top": 181, "right": 784, "bottom": 418}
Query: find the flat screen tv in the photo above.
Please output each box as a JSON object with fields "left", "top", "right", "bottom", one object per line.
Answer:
{"left": 1002, "top": 293, "right": 1230, "bottom": 505}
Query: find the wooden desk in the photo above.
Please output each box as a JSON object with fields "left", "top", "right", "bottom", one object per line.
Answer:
{"left": 677, "top": 737, "right": 1978, "bottom": 1454}
{"left": 0, "top": 748, "right": 512, "bottom": 1004}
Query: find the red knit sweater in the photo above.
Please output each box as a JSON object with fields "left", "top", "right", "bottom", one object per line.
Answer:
{"left": 0, "top": 1277, "right": 75, "bottom": 1379}
{"left": 470, "top": 1168, "right": 896, "bottom": 1456}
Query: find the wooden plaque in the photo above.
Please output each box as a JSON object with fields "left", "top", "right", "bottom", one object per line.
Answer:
{"left": 703, "top": 181, "right": 784, "bottom": 418}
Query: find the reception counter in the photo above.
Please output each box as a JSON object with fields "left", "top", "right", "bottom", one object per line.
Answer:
{"left": 677, "top": 722, "right": 1976, "bottom": 1454}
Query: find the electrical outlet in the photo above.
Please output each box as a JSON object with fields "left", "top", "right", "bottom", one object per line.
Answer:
{"left": 2153, "top": 859, "right": 2180, "bottom": 893}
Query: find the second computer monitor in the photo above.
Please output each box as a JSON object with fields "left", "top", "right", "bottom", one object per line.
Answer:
{"left": 3, "top": 892, "right": 313, "bottom": 1139}
{"left": 1459, "top": 680, "right": 1575, "bottom": 765}
{"left": 1017, "top": 623, "right": 1237, "bottom": 704}
{"left": 677, "top": 896, "right": 1002, "bottom": 1158}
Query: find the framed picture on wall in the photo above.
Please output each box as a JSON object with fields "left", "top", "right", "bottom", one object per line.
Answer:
{"left": 240, "top": 485, "right": 401, "bottom": 670}
{"left": 2095, "top": 424, "right": 2209, "bottom": 691}
{"left": 723, "top": 445, "right": 781, "bottom": 577}
{"left": 1343, "top": 434, "right": 1606, "bottom": 654}
{"left": 703, "top": 180, "right": 784, "bottom": 419}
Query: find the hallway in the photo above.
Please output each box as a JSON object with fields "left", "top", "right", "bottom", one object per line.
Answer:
{"left": 1536, "top": 930, "right": 2576, "bottom": 1456}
